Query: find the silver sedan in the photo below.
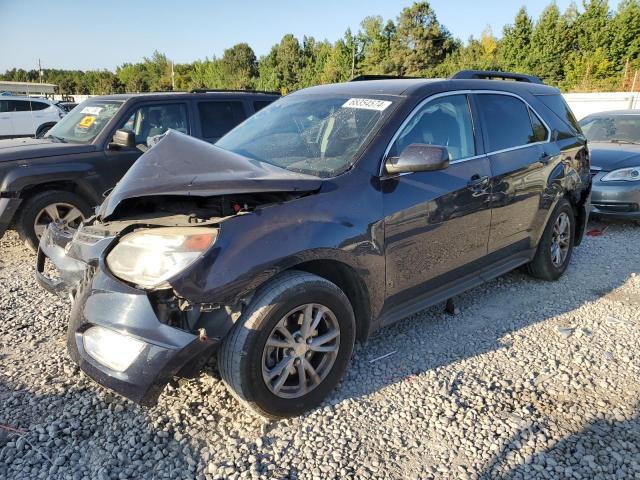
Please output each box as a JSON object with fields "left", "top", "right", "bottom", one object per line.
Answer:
{"left": 580, "top": 110, "right": 640, "bottom": 223}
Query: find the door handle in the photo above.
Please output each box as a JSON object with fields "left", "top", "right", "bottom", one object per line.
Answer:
{"left": 467, "top": 174, "right": 490, "bottom": 188}
{"left": 540, "top": 152, "right": 552, "bottom": 165}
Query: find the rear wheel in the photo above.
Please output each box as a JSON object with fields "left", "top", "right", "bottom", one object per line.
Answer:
{"left": 218, "top": 271, "right": 355, "bottom": 418}
{"left": 527, "top": 198, "right": 575, "bottom": 281}
{"left": 16, "top": 191, "right": 92, "bottom": 251}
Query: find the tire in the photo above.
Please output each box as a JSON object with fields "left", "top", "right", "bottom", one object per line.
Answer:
{"left": 16, "top": 190, "right": 92, "bottom": 251}
{"left": 527, "top": 198, "right": 575, "bottom": 281}
{"left": 35, "top": 123, "right": 55, "bottom": 138}
{"left": 218, "top": 270, "right": 355, "bottom": 418}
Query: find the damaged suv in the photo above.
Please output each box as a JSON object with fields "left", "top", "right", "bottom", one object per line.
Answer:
{"left": 37, "top": 71, "right": 591, "bottom": 418}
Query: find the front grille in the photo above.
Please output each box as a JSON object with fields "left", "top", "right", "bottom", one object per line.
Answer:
{"left": 592, "top": 202, "right": 638, "bottom": 213}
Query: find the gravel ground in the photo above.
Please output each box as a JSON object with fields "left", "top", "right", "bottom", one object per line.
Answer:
{"left": 1, "top": 219, "right": 640, "bottom": 480}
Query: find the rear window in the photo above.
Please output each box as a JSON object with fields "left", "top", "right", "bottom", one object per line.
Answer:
{"left": 476, "top": 94, "right": 539, "bottom": 151}
{"left": 536, "top": 94, "right": 581, "bottom": 134}
{"left": 197, "top": 101, "right": 246, "bottom": 140}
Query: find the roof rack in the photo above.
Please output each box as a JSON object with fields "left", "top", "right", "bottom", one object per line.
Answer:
{"left": 349, "top": 75, "right": 420, "bottom": 82}
{"left": 451, "top": 70, "right": 543, "bottom": 84}
{"left": 190, "top": 88, "right": 280, "bottom": 95}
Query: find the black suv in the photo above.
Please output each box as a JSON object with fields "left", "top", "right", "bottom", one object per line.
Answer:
{"left": 0, "top": 90, "right": 279, "bottom": 248}
{"left": 37, "top": 71, "right": 591, "bottom": 418}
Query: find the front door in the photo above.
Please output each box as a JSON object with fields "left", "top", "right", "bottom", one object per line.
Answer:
{"left": 102, "top": 102, "right": 190, "bottom": 197}
{"left": 382, "top": 94, "right": 492, "bottom": 309}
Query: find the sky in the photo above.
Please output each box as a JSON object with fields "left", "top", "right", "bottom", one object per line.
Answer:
{"left": 0, "top": 0, "right": 622, "bottom": 72}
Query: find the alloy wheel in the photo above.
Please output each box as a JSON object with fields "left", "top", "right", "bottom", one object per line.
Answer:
{"left": 33, "top": 202, "right": 85, "bottom": 238}
{"left": 261, "top": 303, "right": 340, "bottom": 399}
{"left": 550, "top": 212, "right": 570, "bottom": 268}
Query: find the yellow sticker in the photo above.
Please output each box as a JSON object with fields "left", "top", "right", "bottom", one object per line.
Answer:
{"left": 78, "top": 116, "right": 96, "bottom": 129}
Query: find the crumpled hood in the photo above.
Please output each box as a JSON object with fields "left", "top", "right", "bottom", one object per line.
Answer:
{"left": 589, "top": 142, "right": 640, "bottom": 171}
{"left": 98, "top": 130, "right": 322, "bottom": 219}
{"left": 0, "top": 137, "right": 96, "bottom": 162}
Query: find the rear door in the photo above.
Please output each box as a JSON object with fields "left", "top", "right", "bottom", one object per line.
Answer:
{"left": 196, "top": 99, "right": 248, "bottom": 143}
{"left": 7, "top": 99, "right": 35, "bottom": 136}
{"left": 473, "top": 92, "right": 554, "bottom": 254}
{"left": 382, "top": 93, "right": 492, "bottom": 309}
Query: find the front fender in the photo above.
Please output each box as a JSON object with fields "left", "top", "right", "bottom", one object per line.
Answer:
{"left": 170, "top": 171, "right": 385, "bottom": 319}
{"left": 1, "top": 160, "right": 101, "bottom": 204}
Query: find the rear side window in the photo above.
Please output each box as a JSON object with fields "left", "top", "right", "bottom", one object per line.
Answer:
{"left": 253, "top": 100, "right": 273, "bottom": 112}
{"left": 476, "top": 94, "right": 541, "bottom": 151}
{"left": 529, "top": 109, "right": 548, "bottom": 142}
{"left": 7, "top": 100, "right": 31, "bottom": 112}
{"left": 30, "top": 101, "right": 50, "bottom": 111}
{"left": 197, "top": 101, "right": 246, "bottom": 140}
{"left": 536, "top": 94, "right": 581, "bottom": 135}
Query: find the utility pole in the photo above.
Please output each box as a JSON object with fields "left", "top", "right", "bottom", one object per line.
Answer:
{"left": 351, "top": 44, "right": 356, "bottom": 79}
{"left": 38, "top": 59, "right": 43, "bottom": 83}
{"left": 171, "top": 60, "right": 175, "bottom": 90}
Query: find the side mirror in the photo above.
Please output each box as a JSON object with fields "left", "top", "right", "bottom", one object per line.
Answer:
{"left": 109, "top": 129, "right": 136, "bottom": 149}
{"left": 385, "top": 143, "right": 450, "bottom": 174}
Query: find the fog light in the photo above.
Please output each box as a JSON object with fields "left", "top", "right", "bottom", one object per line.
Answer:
{"left": 83, "top": 325, "right": 145, "bottom": 372}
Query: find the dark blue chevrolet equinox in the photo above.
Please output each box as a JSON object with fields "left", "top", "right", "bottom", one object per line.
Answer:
{"left": 37, "top": 71, "right": 591, "bottom": 418}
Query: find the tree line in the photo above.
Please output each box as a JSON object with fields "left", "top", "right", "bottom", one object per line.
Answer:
{"left": 2, "top": 0, "right": 639, "bottom": 95}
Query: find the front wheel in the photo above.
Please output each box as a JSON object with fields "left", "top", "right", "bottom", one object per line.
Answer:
{"left": 527, "top": 198, "right": 575, "bottom": 281}
{"left": 218, "top": 271, "right": 355, "bottom": 418}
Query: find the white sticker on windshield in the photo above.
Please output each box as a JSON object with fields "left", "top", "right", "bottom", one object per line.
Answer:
{"left": 80, "top": 106, "right": 103, "bottom": 115}
{"left": 342, "top": 98, "right": 392, "bottom": 111}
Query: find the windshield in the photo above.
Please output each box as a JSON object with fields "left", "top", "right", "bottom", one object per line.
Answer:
{"left": 579, "top": 114, "right": 640, "bottom": 144}
{"left": 216, "top": 93, "right": 397, "bottom": 177}
{"left": 45, "top": 99, "right": 124, "bottom": 143}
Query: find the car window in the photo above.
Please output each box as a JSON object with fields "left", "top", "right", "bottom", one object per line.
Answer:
{"left": 29, "top": 101, "right": 50, "bottom": 111}
{"left": 0, "top": 100, "right": 7, "bottom": 113}
{"left": 253, "top": 100, "right": 273, "bottom": 112}
{"left": 7, "top": 100, "right": 31, "bottom": 112}
{"left": 579, "top": 115, "right": 640, "bottom": 143}
{"left": 117, "top": 103, "right": 189, "bottom": 146}
{"left": 198, "top": 101, "right": 246, "bottom": 140}
{"left": 529, "top": 108, "right": 548, "bottom": 143}
{"left": 217, "top": 93, "right": 397, "bottom": 178}
{"left": 389, "top": 94, "right": 475, "bottom": 161}
{"left": 476, "top": 94, "right": 541, "bottom": 152}
{"left": 45, "top": 100, "right": 124, "bottom": 143}
{"left": 536, "top": 94, "right": 581, "bottom": 135}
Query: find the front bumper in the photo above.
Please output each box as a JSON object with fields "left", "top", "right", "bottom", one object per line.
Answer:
{"left": 36, "top": 223, "right": 220, "bottom": 406}
{"left": 591, "top": 173, "right": 640, "bottom": 219}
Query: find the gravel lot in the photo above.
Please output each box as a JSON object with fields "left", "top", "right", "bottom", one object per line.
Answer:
{"left": 1, "top": 219, "right": 640, "bottom": 480}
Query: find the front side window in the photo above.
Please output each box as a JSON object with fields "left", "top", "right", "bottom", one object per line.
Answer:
{"left": 579, "top": 115, "right": 640, "bottom": 144}
{"left": 217, "top": 94, "right": 397, "bottom": 178}
{"left": 198, "top": 101, "right": 246, "bottom": 141}
{"left": 45, "top": 99, "right": 124, "bottom": 143}
{"left": 388, "top": 94, "right": 475, "bottom": 161}
{"left": 118, "top": 103, "right": 189, "bottom": 146}
{"left": 476, "top": 94, "right": 543, "bottom": 152}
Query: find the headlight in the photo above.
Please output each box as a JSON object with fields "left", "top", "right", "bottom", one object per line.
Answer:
{"left": 601, "top": 166, "right": 640, "bottom": 182}
{"left": 106, "top": 227, "right": 217, "bottom": 289}
{"left": 83, "top": 325, "right": 145, "bottom": 372}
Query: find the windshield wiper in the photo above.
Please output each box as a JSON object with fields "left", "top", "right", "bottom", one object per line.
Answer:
{"left": 46, "top": 134, "right": 67, "bottom": 143}
{"left": 610, "top": 139, "right": 640, "bottom": 145}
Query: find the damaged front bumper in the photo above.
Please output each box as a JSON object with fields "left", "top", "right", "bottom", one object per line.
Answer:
{"left": 36, "top": 222, "right": 221, "bottom": 406}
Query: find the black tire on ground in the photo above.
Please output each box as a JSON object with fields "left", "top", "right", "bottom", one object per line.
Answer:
{"left": 527, "top": 198, "right": 575, "bottom": 281}
{"left": 16, "top": 190, "right": 92, "bottom": 251}
{"left": 218, "top": 270, "right": 356, "bottom": 418}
